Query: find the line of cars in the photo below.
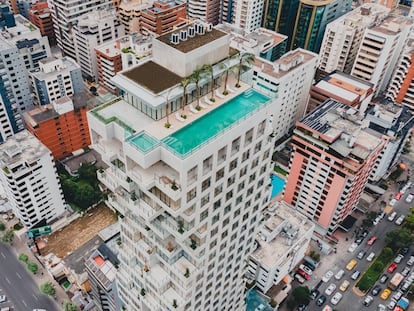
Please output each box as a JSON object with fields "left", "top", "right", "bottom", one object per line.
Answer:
{"left": 0, "top": 295, "right": 11, "bottom": 311}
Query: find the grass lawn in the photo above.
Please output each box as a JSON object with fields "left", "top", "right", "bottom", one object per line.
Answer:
{"left": 356, "top": 247, "right": 394, "bottom": 292}
{"left": 274, "top": 165, "right": 287, "bottom": 176}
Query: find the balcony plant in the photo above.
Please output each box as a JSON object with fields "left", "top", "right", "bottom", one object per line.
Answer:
{"left": 171, "top": 180, "right": 179, "bottom": 191}
{"left": 178, "top": 220, "right": 184, "bottom": 234}
{"left": 184, "top": 267, "right": 190, "bottom": 278}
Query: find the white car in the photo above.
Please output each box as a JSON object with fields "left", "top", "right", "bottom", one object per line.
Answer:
{"left": 395, "top": 215, "right": 405, "bottom": 226}
{"left": 322, "top": 270, "right": 334, "bottom": 282}
{"left": 348, "top": 243, "right": 358, "bottom": 253}
{"left": 388, "top": 212, "right": 397, "bottom": 221}
{"left": 335, "top": 269, "right": 345, "bottom": 280}
{"left": 407, "top": 256, "right": 414, "bottom": 266}
{"left": 392, "top": 291, "right": 403, "bottom": 302}
{"left": 390, "top": 199, "right": 397, "bottom": 207}
{"left": 378, "top": 304, "right": 386, "bottom": 311}
{"left": 387, "top": 301, "right": 396, "bottom": 310}
{"left": 367, "top": 252, "right": 376, "bottom": 262}
{"left": 299, "top": 264, "right": 313, "bottom": 276}
{"left": 325, "top": 283, "right": 336, "bottom": 296}
{"left": 0, "top": 295, "right": 6, "bottom": 303}
{"left": 394, "top": 254, "right": 404, "bottom": 264}
{"left": 402, "top": 267, "right": 411, "bottom": 277}
{"left": 406, "top": 194, "right": 414, "bottom": 203}
{"left": 330, "top": 292, "right": 342, "bottom": 305}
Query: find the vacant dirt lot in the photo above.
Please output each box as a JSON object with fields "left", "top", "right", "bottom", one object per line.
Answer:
{"left": 41, "top": 204, "right": 117, "bottom": 258}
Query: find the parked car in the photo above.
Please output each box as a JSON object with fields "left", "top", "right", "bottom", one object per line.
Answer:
{"left": 380, "top": 275, "right": 389, "bottom": 284}
{"left": 335, "top": 269, "right": 345, "bottom": 280}
{"left": 348, "top": 243, "right": 358, "bottom": 253}
{"left": 390, "top": 199, "right": 397, "bottom": 207}
{"left": 325, "top": 283, "right": 336, "bottom": 296}
{"left": 388, "top": 211, "right": 397, "bottom": 221}
{"left": 339, "top": 280, "right": 350, "bottom": 292}
{"left": 299, "top": 264, "right": 313, "bottom": 276}
{"left": 298, "top": 269, "right": 310, "bottom": 280}
{"left": 309, "top": 289, "right": 320, "bottom": 300}
{"left": 401, "top": 267, "right": 410, "bottom": 277}
{"left": 395, "top": 192, "right": 403, "bottom": 200}
{"left": 322, "top": 270, "right": 334, "bottom": 282}
{"left": 351, "top": 271, "right": 361, "bottom": 280}
{"left": 407, "top": 256, "right": 414, "bottom": 266}
{"left": 400, "top": 246, "right": 410, "bottom": 255}
{"left": 316, "top": 295, "right": 327, "bottom": 307}
{"left": 387, "top": 300, "right": 396, "bottom": 310}
{"left": 394, "top": 254, "right": 404, "bottom": 264}
{"left": 388, "top": 263, "right": 398, "bottom": 273}
{"left": 367, "top": 252, "right": 376, "bottom": 262}
{"left": 371, "top": 285, "right": 382, "bottom": 296}
{"left": 0, "top": 296, "right": 6, "bottom": 303}
{"left": 395, "top": 215, "right": 405, "bottom": 226}
{"left": 406, "top": 194, "right": 414, "bottom": 203}
{"left": 380, "top": 288, "right": 391, "bottom": 300}
{"left": 357, "top": 250, "right": 367, "bottom": 260}
{"left": 367, "top": 236, "right": 377, "bottom": 245}
{"left": 346, "top": 259, "right": 357, "bottom": 271}
{"left": 391, "top": 291, "right": 403, "bottom": 302}
{"left": 378, "top": 304, "right": 386, "bottom": 311}
{"left": 363, "top": 295, "right": 374, "bottom": 307}
{"left": 330, "top": 292, "right": 342, "bottom": 305}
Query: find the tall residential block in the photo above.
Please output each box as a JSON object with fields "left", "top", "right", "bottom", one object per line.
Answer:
{"left": 88, "top": 22, "right": 275, "bottom": 311}
{"left": 187, "top": 0, "right": 221, "bottom": 25}
{"left": 118, "top": 0, "right": 151, "bottom": 34}
{"left": 140, "top": 0, "right": 187, "bottom": 35}
{"left": 247, "top": 201, "right": 314, "bottom": 294}
{"left": 251, "top": 49, "right": 318, "bottom": 142}
{"left": 29, "top": 57, "right": 84, "bottom": 105}
{"left": 0, "top": 14, "right": 50, "bottom": 142}
{"left": 47, "top": 0, "right": 111, "bottom": 59}
{"left": 387, "top": 36, "right": 414, "bottom": 109}
{"left": 28, "top": 2, "right": 55, "bottom": 45}
{"left": 232, "top": 0, "right": 265, "bottom": 34}
{"left": 283, "top": 99, "right": 384, "bottom": 236}
{"left": 23, "top": 95, "right": 91, "bottom": 160}
{"left": 74, "top": 9, "right": 125, "bottom": 81}
{"left": 365, "top": 100, "right": 414, "bottom": 182}
{"left": 318, "top": 3, "right": 390, "bottom": 76}
{"left": 351, "top": 15, "right": 412, "bottom": 97}
{"left": 95, "top": 34, "right": 152, "bottom": 93}
{"left": 0, "top": 130, "right": 65, "bottom": 228}
{"left": 307, "top": 71, "right": 374, "bottom": 114}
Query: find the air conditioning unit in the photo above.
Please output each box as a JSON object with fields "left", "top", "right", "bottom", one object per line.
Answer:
{"left": 180, "top": 30, "right": 187, "bottom": 41}
{"left": 170, "top": 33, "right": 179, "bottom": 45}
{"left": 188, "top": 26, "right": 195, "bottom": 37}
{"left": 207, "top": 23, "right": 213, "bottom": 32}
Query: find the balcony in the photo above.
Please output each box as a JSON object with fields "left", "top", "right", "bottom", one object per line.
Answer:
{"left": 97, "top": 169, "right": 119, "bottom": 192}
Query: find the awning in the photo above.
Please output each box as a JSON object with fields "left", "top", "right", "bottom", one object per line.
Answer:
{"left": 384, "top": 206, "right": 393, "bottom": 214}
{"left": 282, "top": 276, "right": 290, "bottom": 283}
{"left": 338, "top": 215, "right": 357, "bottom": 231}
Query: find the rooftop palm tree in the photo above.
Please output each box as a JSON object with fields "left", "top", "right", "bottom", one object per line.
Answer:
{"left": 190, "top": 67, "right": 205, "bottom": 109}
{"left": 202, "top": 64, "right": 215, "bottom": 101}
{"left": 180, "top": 77, "right": 190, "bottom": 111}
{"left": 236, "top": 52, "right": 255, "bottom": 87}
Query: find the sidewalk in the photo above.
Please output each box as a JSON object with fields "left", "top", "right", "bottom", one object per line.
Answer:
{"left": 4, "top": 218, "right": 69, "bottom": 308}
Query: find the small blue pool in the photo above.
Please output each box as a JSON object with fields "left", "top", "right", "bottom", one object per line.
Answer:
{"left": 270, "top": 174, "right": 285, "bottom": 198}
{"left": 245, "top": 289, "right": 273, "bottom": 311}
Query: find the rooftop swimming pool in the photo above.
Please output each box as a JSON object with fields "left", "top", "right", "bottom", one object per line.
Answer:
{"left": 270, "top": 174, "right": 285, "bottom": 198}
{"left": 245, "top": 289, "right": 273, "bottom": 311}
{"left": 162, "top": 89, "right": 270, "bottom": 157}
{"left": 128, "top": 132, "right": 159, "bottom": 152}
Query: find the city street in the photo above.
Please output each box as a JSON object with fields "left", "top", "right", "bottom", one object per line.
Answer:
{"left": 300, "top": 174, "right": 414, "bottom": 311}
{"left": 0, "top": 242, "right": 58, "bottom": 311}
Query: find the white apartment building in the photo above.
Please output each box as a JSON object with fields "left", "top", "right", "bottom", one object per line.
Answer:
{"left": 74, "top": 9, "right": 125, "bottom": 81}
{"left": 351, "top": 15, "right": 412, "bottom": 97}
{"left": 366, "top": 100, "right": 414, "bottom": 182}
{"left": 251, "top": 49, "right": 318, "bottom": 142}
{"left": 29, "top": 57, "right": 84, "bottom": 105}
{"left": 0, "top": 14, "right": 50, "bottom": 141}
{"left": 95, "top": 34, "right": 153, "bottom": 93}
{"left": 0, "top": 130, "right": 65, "bottom": 228}
{"left": 232, "top": 0, "right": 265, "bottom": 34}
{"left": 319, "top": 3, "right": 390, "bottom": 75}
{"left": 88, "top": 23, "right": 275, "bottom": 311}
{"left": 47, "top": 0, "right": 112, "bottom": 59}
{"left": 387, "top": 36, "right": 414, "bottom": 109}
{"left": 248, "top": 201, "right": 314, "bottom": 294}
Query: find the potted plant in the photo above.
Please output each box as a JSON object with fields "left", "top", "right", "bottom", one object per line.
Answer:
{"left": 167, "top": 241, "right": 174, "bottom": 252}
{"left": 165, "top": 122, "right": 171, "bottom": 128}
{"left": 184, "top": 267, "right": 190, "bottom": 278}
{"left": 130, "top": 191, "right": 137, "bottom": 201}
{"left": 171, "top": 180, "right": 178, "bottom": 191}
{"left": 140, "top": 288, "right": 146, "bottom": 296}
{"left": 190, "top": 239, "right": 197, "bottom": 250}
{"left": 173, "top": 299, "right": 178, "bottom": 308}
{"left": 178, "top": 220, "right": 184, "bottom": 234}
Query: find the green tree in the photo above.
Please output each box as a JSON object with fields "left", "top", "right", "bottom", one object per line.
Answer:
{"left": 27, "top": 262, "right": 38, "bottom": 274}
{"left": 77, "top": 163, "right": 98, "bottom": 187}
{"left": 292, "top": 286, "right": 310, "bottom": 305}
{"left": 190, "top": 67, "right": 206, "bottom": 109}
{"left": 1, "top": 229, "right": 14, "bottom": 243}
{"left": 19, "top": 253, "right": 29, "bottom": 263}
{"left": 235, "top": 52, "right": 255, "bottom": 87}
{"left": 40, "top": 282, "right": 56, "bottom": 296}
{"left": 201, "top": 64, "right": 215, "bottom": 100}
{"left": 404, "top": 207, "right": 414, "bottom": 231}
{"left": 385, "top": 228, "right": 413, "bottom": 250}
{"left": 0, "top": 222, "right": 5, "bottom": 231}
{"left": 73, "top": 183, "right": 100, "bottom": 210}
{"left": 179, "top": 77, "right": 190, "bottom": 111}
{"left": 63, "top": 301, "right": 78, "bottom": 311}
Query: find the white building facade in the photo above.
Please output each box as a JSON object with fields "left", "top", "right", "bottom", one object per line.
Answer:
{"left": 232, "top": 0, "right": 265, "bottom": 34}
{"left": 0, "top": 131, "right": 65, "bottom": 228}
{"left": 251, "top": 49, "right": 318, "bottom": 142}
{"left": 248, "top": 201, "right": 314, "bottom": 294}
{"left": 88, "top": 23, "right": 275, "bottom": 311}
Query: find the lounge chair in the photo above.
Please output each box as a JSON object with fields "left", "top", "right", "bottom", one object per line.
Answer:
{"left": 199, "top": 101, "right": 207, "bottom": 109}
{"left": 215, "top": 90, "right": 225, "bottom": 99}
{"left": 189, "top": 104, "right": 199, "bottom": 114}
{"left": 204, "top": 96, "right": 215, "bottom": 105}
{"left": 226, "top": 85, "right": 235, "bottom": 93}
{"left": 175, "top": 112, "right": 185, "bottom": 122}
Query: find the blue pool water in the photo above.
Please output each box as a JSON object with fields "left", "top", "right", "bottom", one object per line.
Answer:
{"left": 128, "top": 132, "right": 159, "bottom": 152}
{"left": 245, "top": 289, "right": 273, "bottom": 311}
{"left": 270, "top": 174, "right": 285, "bottom": 198}
{"left": 162, "top": 89, "right": 270, "bottom": 157}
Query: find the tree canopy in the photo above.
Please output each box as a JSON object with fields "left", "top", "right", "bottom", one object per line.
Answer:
{"left": 63, "top": 301, "right": 78, "bottom": 311}
{"left": 40, "top": 282, "right": 56, "bottom": 296}
{"left": 385, "top": 228, "right": 413, "bottom": 250}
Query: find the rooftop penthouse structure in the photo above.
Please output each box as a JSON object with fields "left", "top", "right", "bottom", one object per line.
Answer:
{"left": 88, "top": 22, "right": 276, "bottom": 311}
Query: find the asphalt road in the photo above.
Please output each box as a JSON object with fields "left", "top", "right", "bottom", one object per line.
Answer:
{"left": 0, "top": 243, "right": 58, "bottom": 311}
{"left": 305, "top": 177, "right": 414, "bottom": 311}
